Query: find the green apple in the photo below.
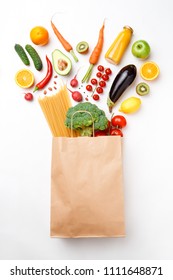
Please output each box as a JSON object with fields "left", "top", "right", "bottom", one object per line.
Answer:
{"left": 131, "top": 40, "right": 150, "bottom": 59}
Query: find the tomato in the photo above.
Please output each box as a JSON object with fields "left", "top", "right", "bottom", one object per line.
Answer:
{"left": 99, "top": 80, "right": 106, "bottom": 87}
{"left": 111, "top": 115, "right": 127, "bottom": 128}
{"left": 92, "top": 94, "right": 100, "bottom": 100}
{"left": 86, "top": 84, "right": 93, "bottom": 91}
{"left": 24, "top": 93, "right": 33, "bottom": 101}
{"left": 94, "top": 130, "right": 107, "bottom": 136}
{"left": 102, "top": 74, "right": 109, "bottom": 81}
{"left": 96, "top": 87, "right": 103, "bottom": 94}
{"left": 97, "top": 65, "right": 104, "bottom": 72}
{"left": 96, "top": 72, "right": 102, "bottom": 78}
{"left": 110, "top": 128, "right": 123, "bottom": 137}
{"left": 105, "top": 68, "right": 112, "bottom": 75}
{"left": 91, "top": 78, "right": 98, "bottom": 85}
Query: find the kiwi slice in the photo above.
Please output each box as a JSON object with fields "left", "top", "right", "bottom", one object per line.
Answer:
{"left": 76, "top": 41, "right": 89, "bottom": 54}
{"left": 136, "top": 82, "right": 150, "bottom": 96}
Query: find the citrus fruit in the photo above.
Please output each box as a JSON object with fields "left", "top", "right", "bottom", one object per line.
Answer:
{"left": 15, "top": 69, "right": 34, "bottom": 88}
{"left": 30, "top": 26, "right": 49, "bottom": 46}
{"left": 140, "top": 61, "right": 160, "bottom": 81}
{"left": 119, "top": 97, "right": 141, "bottom": 114}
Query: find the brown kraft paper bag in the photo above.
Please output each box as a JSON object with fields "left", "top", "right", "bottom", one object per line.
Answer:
{"left": 50, "top": 136, "right": 125, "bottom": 238}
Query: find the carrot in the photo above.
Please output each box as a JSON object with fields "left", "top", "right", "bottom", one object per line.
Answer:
{"left": 51, "top": 20, "right": 78, "bottom": 62}
{"left": 82, "top": 21, "right": 105, "bottom": 83}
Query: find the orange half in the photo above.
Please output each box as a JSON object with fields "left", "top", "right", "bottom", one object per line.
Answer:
{"left": 140, "top": 61, "right": 160, "bottom": 81}
{"left": 15, "top": 69, "right": 34, "bottom": 88}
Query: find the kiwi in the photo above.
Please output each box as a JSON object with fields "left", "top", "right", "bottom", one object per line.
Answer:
{"left": 76, "top": 41, "right": 89, "bottom": 54}
{"left": 136, "top": 82, "right": 150, "bottom": 96}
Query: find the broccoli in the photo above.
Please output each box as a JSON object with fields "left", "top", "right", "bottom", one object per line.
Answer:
{"left": 65, "top": 102, "right": 108, "bottom": 136}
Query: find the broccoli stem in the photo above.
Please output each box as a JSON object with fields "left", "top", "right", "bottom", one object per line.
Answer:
{"left": 78, "top": 127, "right": 93, "bottom": 137}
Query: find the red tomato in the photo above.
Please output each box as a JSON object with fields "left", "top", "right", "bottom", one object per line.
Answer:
{"left": 96, "top": 72, "right": 102, "bottom": 78}
{"left": 96, "top": 87, "right": 103, "bottom": 94}
{"left": 92, "top": 94, "right": 100, "bottom": 100}
{"left": 102, "top": 74, "right": 109, "bottom": 81}
{"left": 86, "top": 84, "right": 93, "bottom": 91}
{"left": 94, "top": 130, "right": 107, "bottom": 137}
{"left": 91, "top": 78, "right": 98, "bottom": 85}
{"left": 110, "top": 128, "right": 123, "bottom": 137}
{"left": 99, "top": 80, "right": 106, "bottom": 87}
{"left": 105, "top": 68, "right": 112, "bottom": 75}
{"left": 111, "top": 115, "right": 127, "bottom": 128}
{"left": 97, "top": 65, "right": 104, "bottom": 72}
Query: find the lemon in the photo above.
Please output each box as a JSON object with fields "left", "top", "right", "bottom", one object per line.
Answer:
{"left": 15, "top": 69, "right": 34, "bottom": 88}
{"left": 119, "top": 97, "right": 141, "bottom": 114}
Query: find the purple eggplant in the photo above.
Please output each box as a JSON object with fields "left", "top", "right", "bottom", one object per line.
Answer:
{"left": 107, "top": 64, "right": 137, "bottom": 112}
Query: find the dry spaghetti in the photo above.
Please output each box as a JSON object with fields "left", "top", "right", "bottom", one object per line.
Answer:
{"left": 38, "top": 85, "right": 78, "bottom": 137}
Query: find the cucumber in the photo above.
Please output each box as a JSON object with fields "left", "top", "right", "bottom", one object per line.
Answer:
{"left": 25, "top": 44, "right": 43, "bottom": 71}
{"left": 14, "top": 44, "right": 30, "bottom": 66}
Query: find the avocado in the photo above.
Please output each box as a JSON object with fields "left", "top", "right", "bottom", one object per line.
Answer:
{"left": 52, "top": 49, "right": 72, "bottom": 76}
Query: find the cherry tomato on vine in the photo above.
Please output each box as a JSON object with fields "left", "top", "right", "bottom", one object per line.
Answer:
{"left": 96, "top": 72, "right": 102, "bottom": 78}
{"left": 97, "top": 65, "right": 104, "bottom": 72}
{"left": 102, "top": 74, "right": 109, "bottom": 81}
{"left": 96, "top": 87, "right": 103, "bottom": 94}
{"left": 86, "top": 84, "right": 93, "bottom": 91}
{"left": 92, "top": 94, "right": 100, "bottom": 101}
{"left": 99, "top": 80, "right": 106, "bottom": 87}
{"left": 111, "top": 115, "right": 127, "bottom": 128}
{"left": 91, "top": 78, "right": 98, "bottom": 85}
{"left": 105, "top": 68, "right": 112, "bottom": 75}
{"left": 110, "top": 128, "right": 123, "bottom": 137}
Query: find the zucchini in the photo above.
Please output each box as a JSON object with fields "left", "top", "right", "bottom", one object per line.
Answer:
{"left": 25, "top": 44, "right": 43, "bottom": 71}
{"left": 14, "top": 44, "right": 30, "bottom": 66}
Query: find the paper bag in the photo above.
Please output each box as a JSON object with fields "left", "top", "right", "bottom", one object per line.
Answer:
{"left": 51, "top": 136, "right": 125, "bottom": 238}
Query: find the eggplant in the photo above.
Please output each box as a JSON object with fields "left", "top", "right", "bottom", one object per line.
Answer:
{"left": 107, "top": 64, "right": 137, "bottom": 112}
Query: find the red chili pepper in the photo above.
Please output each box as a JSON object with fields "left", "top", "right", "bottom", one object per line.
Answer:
{"left": 33, "top": 56, "right": 53, "bottom": 92}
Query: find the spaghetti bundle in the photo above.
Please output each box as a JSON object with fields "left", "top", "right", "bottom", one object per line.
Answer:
{"left": 38, "top": 85, "right": 78, "bottom": 137}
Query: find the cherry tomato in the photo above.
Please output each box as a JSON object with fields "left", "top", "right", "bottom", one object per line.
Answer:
{"left": 99, "top": 80, "right": 106, "bottom": 87}
{"left": 96, "top": 87, "right": 103, "bottom": 94}
{"left": 94, "top": 130, "right": 107, "bottom": 137}
{"left": 105, "top": 68, "right": 112, "bottom": 75}
{"left": 96, "top": 72, "right": 102, "bottom": 78}
{"left": 91, "top": 78, "right": 98, "bottom": 85}
{"left": 111, "top": 115, "right": 127, "bottom": 128}
{"left": 97, "top": 65, "right": 104, "bottom": 72}
{"left": 24, "top": 93, "right": 33, "bottom": 101}
{"left": 92, "top": 94, "right": 100, "bottom": 100}
{"left": 102, "top": 74, "right": 109, "bottom": 81}
{"left": 86, "top": 84, "right": 93, "bottom": 91}
{"left": 110, "top": 128, "right": 123, "bottom": 137}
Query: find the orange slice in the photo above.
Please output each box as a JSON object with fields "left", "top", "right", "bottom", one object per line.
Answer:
{"left": 15, "top": 69, "right": 34, "bottom": 88}
{"left": 140, "top": 61, "right": 160, "bottom": 81}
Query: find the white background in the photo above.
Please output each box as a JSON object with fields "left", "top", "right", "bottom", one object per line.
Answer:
{"left": 0, "top": 0, "right": 173, "bottom": 260}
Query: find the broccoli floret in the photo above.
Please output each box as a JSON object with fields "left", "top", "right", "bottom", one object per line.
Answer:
{"left": 65, "top": 102, "right": 108, "bottom": 136}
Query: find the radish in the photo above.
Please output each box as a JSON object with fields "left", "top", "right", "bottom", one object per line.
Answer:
{"left": 70, "top": 68, "right": 81, "bottom": 87}
{"left": 67, "top": 88, "right": 83, "bottom": 102}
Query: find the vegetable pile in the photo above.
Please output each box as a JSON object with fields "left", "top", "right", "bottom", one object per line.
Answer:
{"left": 14, "top": 15, "right": 160, "bottom": 137}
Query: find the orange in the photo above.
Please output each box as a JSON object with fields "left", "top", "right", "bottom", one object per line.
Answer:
{"left": 15, "top": 69, "right": 34, "bottom": 88}
{"left": 30, "top": 26, "right": 49, "bottom": 46}
{"left": 140, "top": 61, "right": 160, "bottom": 81}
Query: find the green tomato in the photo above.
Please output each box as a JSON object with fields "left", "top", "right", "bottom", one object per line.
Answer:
{"left": 131, "top": 40, "right": 150, "bottom": 59}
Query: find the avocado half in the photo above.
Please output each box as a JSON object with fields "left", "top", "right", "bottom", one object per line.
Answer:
{"left": 52, "top": 49, "right": 72, "bottom": 76}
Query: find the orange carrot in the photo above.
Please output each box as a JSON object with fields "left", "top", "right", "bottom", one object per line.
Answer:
{"left": 82, "top": 21, "right": 105, "bottom": 83}
{"left": 51, "top": 20, "right": 78, "bottom": 62}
